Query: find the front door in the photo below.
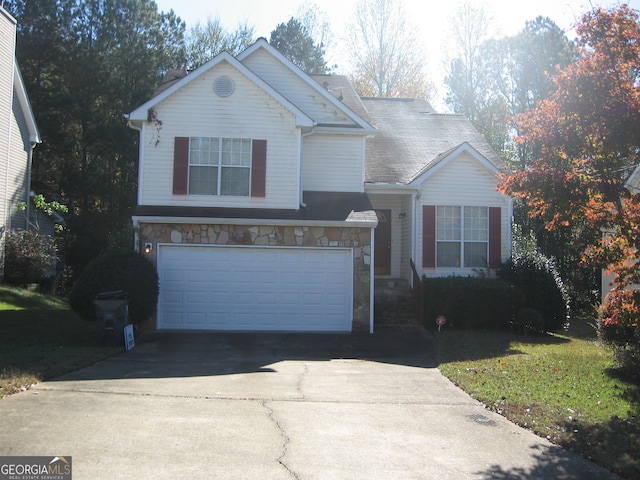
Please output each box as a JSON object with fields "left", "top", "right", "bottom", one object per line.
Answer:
{"left": 374, "top": 209, "right": 391, "bottom": 275}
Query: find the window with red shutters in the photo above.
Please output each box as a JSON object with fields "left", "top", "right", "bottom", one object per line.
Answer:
{"left": 422, "top": 205, "right": 501, "bottom": 269}
{"left": 172, "top": 137, "right": 266, "bottom": 197}
{"left": 172, "top": 137, "right": 189, "bottom": 195}
{"left": 488, "top": 206, "right": 501, "bottom": 268}
{"left": 422, "top": 205, "right": 436, "bottom": 268}
{"left": 251, "top": 139, "right": 266, "bottom": 197}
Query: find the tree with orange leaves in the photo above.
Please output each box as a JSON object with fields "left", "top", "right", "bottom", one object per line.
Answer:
{"left": 498, "top": 4, "right": 640, "bottom": 374}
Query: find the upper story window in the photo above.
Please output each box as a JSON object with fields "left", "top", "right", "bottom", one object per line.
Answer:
{"left": 188, "top": 137, "right": 252, "bottom": 196}
{"left": 436, "top": 205, "right": 488, "bottom": 268}
{"left": 173, "top": 137, "right": 266, "bottom": 198}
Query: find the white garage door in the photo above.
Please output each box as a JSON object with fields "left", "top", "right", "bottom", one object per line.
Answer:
{"left": 157, "top": 245, "right": 353, "bottom": 332}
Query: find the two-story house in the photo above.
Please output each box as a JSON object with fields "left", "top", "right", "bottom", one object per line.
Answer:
{"left": 127, "top": 38, "right": 512, "bottom": 333}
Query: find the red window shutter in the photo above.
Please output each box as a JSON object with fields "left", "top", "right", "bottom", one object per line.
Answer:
{"left": 251, "top": 139, "right": 267, "bottom": 197}
{"left": 423, "top": 205, "right": 436, "bottom": 269}
{"left": 489, "top": 207, "right": 502, "bottom": 269}
{"left": 173, "top": 137, "right": 189, "bottom": 195}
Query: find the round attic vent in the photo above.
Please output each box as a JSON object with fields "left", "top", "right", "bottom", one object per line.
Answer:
{"left": 214, "top": 75, "right": 235, "bottom": 97}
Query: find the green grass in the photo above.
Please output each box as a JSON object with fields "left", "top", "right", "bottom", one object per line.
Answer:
{"left": 0, "top": 285, "right": 120, "bottom": 399}
{"left": 436, "top": 319, "right": 640, "bottom": 479}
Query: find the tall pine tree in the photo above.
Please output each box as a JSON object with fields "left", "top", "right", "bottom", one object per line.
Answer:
{"left": 6, "top": 0, "right": 186, "bottom": 277}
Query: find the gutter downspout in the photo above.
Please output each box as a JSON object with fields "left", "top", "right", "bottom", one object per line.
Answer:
{"left": 24, "top": 141, "right": 35, "bottom": 227}
{"left": 411, "top": 190, "right": 419, "bottom": 278}
{"left": 126, "top": 115, "right": 142, "bottom": 253}
{"left": 370, "top": 224, "right": 375, "bottom": 333}
{"left": 299, "top": 127, "right": 316, "bottom": 208}
{"left": 126, "top": 118, "right": 143, "bottom": 205}
{"left": 132, "top": 217, "right": 140, "bottom": 253}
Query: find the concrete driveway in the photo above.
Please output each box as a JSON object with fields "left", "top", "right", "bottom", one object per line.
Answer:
{"left": 0, "top": 331, "right": 618, "bottom": 479}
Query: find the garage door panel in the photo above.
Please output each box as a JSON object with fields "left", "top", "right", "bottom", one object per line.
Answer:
{"left": 157, "top": 245, "right": 352, "bottom": 332}
{"left": 161, "top": 309, "right": 184, "bottom": 327}
{"left": 163, "top": 289, "right": 183, "bottom": 304}
{"left": 186, "top": 312, "right": 206, "bottom": 326}
{"left": 163, "top": 269, "right": 185, "bottom": 283}
{"left": 187, "top": 269, "right": 209, "bottom": 282}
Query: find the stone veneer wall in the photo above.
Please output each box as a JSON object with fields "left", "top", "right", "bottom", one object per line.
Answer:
{"left": 139, "top": 222, "right": 372, "bottom": 332}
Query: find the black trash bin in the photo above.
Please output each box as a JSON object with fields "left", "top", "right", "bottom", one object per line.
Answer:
{"left": 94, "top": 290, "right": 129, "bottom": 347}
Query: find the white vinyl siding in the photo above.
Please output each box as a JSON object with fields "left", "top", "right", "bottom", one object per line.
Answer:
{"left": 0, "top": 9, "right": 16, "bottom": 236}
{"left": 417, "top": 152, "right": 510, "bottom": 276}
{"left": 1, "top": 11, "right": 29, "bottom": 232}
{"left": 302, "top": 134, "right": 365, "bottom": 192}
{"left": 241, "top": 49, "right": 356, "bottom": 126}
{"left": 6, "top": 89, "right": 29, "bottom": 229}
{"left": 139, "top": 63, "right": 300, "bottom": 209}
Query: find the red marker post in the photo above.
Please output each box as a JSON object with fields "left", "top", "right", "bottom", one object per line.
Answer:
{"left": 436, "top": 315, "right": 447, "bottom": 332}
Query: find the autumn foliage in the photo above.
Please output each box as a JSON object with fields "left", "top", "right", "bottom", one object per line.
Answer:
{"left": 498, "top": 5, "right": 640, "bottom": 371}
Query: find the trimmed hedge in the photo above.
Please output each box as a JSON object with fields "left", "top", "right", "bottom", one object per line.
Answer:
{"left": 69, "top": 251, "right": 158, "bottom": 325}
{"left": 498, "top": 258, "right": 569, "bottom": 332}
{"left": 423, "top": 277, "right": 521, "bottom": 330}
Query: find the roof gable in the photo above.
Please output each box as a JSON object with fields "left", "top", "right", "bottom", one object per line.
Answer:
{"left": 409, "top": 142, "right": 502, "bottom": 185}
{"left": 129, "top": 39, "right": 374, "bottom": 133}
{"left": 127, "top": 51, "right": 314, "bottom": 128}
{"left": 238, "top": 39, "right": 373, "bottom": 131}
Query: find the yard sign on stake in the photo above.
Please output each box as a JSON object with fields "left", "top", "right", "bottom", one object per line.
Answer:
{"left": 124, "top": 324, "right": 135, "bottom": 351}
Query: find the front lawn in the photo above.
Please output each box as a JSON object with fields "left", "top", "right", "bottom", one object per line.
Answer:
{"left": 0, "top": 285, "right": 120, "bottom": 399}
{"left": 436, "top": 320, "right": 640, "bottom": 479}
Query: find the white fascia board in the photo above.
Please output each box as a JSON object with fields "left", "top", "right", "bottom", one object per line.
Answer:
{"left": 365, "top": 183, "right": 418, "bottom": 194}
{"left": 132, "top": 216, "right": 378, "bottom": 229}
{"left": 238, "top": 39, "right": 375, "bottom": 132}
{"left": 127, "top": 52, "right": 314, "bottom": 128}
{"left": 312, "top": 126, "right": 375, "bottom": 136}
{"left": 13, "top": 62, "right": 40, "bottom": 144}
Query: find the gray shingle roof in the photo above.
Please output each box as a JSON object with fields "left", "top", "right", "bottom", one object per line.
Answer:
{"left": 360, "top": 97, "right": 505, "bottom": 184}
{"left": 152, "top": 68, "right": 187, "bottom": 97}
{"left": 310, "top": 74, "right": 371, "bottom": 125}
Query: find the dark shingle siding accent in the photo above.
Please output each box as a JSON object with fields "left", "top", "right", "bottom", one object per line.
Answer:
{"left": 134, "top": 191, "right": 375, "bottom": 223}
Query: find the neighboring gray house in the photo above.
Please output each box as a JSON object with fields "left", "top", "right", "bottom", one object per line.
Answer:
{"left": 127, "top": 38, "right": 511, "bottom": 333}
{"left": 0, "top": 6, "right": 41, "bottom": 279}
{"left": 601, "top": 164, "right": 640, "bottom": 300}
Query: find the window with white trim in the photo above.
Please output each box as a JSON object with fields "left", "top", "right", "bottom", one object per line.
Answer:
{"left": 188, "top": 137, "right": 252, "bottom": 196}
{"left": 436, "top": 206, "right": 488, "bottom": 268}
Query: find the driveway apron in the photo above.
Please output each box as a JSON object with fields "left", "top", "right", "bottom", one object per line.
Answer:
{"left": 0, "top": 331, "right": 618, "bottom": 479}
